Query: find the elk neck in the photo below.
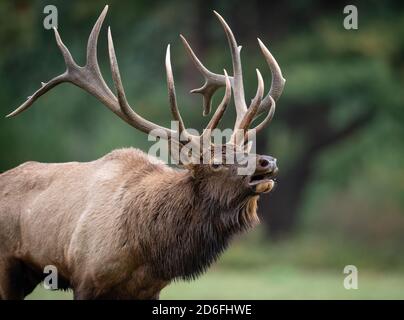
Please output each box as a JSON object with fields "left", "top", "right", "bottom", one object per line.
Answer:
{"left": 120, "top": 163, "right": 260, "bottom": 281}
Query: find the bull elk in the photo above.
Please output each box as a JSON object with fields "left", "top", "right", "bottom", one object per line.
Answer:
{"left": 0, "top": 6, "right": 285, "bottom": 299}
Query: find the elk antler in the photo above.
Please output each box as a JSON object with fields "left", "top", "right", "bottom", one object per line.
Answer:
{"left": 180, "top": 11, "right": 285, "bottom": 143}
{"left": 7, "top": 5, "right": 232, "bottom": 149}
{"left": 8, "top": 7, "right": 281, "bottom": 151}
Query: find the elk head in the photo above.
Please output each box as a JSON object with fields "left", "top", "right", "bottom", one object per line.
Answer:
{"left": 7, "top": 6, "right": 285, "bottom": 201}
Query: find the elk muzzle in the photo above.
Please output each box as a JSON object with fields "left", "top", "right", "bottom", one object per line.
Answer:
{"left": 248, "top": 155, "right": 278, "bottom": 193}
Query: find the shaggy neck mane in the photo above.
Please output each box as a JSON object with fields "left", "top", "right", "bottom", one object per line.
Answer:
{"left": 124, "top": 168, "right": 259, "bottom": 281}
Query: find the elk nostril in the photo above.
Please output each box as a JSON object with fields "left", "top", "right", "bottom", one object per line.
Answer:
{"left": 259, "top": 158, "right": 270, "bottom": 168}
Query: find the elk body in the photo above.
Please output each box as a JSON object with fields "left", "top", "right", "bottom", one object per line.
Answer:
{"left": 0, "top": 6, "right": 285, "bottom": 300}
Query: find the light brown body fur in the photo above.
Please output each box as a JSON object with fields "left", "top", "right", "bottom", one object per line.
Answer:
{"left": 0, "top": 148, "right": 262, "bottom": 299}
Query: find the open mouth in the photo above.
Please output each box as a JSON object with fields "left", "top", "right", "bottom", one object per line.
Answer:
{"left": 248, "top": 172, "right": 275, "bottom": 186}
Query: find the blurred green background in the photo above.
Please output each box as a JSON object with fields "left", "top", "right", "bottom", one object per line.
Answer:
{"left": 1, "top": 0, "right": 403, "bottom": 299}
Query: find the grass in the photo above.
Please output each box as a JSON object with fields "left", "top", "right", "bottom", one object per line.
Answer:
{"left": 27, "top": 267, "right": 404, "bottom": 300}
{"left": 26, "top": 232, "right": 404, "bottom": 300}
{"left": 163, "top": 268, "right": 404, "bottom": 299}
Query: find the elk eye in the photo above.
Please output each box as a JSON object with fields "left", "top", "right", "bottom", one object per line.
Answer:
{"left": 211, "top": 163, "right": 222, "bottom": 171}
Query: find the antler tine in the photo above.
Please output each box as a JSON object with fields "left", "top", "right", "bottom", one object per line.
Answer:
{"left": 231, "top": 69, "right": 264, "bottom": 147}
{"left": 256, "top": 38, "right": 285, "bottom": 115}
{"left": 179, "top": 34, "right": 231, "bottom": 117}
{"left": 86, "top": 5, "right": 108, "bottom": 79}
{"left": 53, "top": 27, "right": 77, "bottom": 70}
{"left": 247, "top": 95, "right": 276, "bottom": 143}
{"left": 107, "top": 28, "right": 173, "bottom": 136}
{"left": 165, "top": 45, "right": 186, "bottom": 134}
{"left": 6, "top": 74, "right": 66, "bottom": 118}
{"left": 204, "top": 69, "right": 232, "bottom": 133}
{"left": 238, "top": 69, "right": 264, "bottom": 132}
{"left": 213, "top": 11, "right": 247, "bottom": 128}
{"left": 240, "top": 40, "right": 283, "bottom": 139}
{"left": 164, "top": 44, "right": 213, "bottom": 147}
